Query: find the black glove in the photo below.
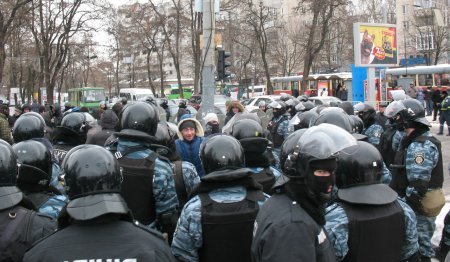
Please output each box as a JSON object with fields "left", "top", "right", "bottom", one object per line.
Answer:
{"left": 406, "top": 192, "right": 423, "bottom": 215}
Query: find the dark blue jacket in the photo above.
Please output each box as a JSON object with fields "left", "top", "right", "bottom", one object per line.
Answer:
{"left": 175, "top": 136, "right": 205, "bottom": 177}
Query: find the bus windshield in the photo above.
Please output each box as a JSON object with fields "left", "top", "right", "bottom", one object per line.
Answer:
{"left": 83, "top": 89, "right": 105, "bottom": 102}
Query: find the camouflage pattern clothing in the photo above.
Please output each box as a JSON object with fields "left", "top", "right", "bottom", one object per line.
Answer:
{"left": 39, "top": 194, "right": 68, "bottom": 219}
{"left": 115, "top": 138, "right": 179, "bottom": 229}
{"left": 179, "top": 161, "right": 201, "bottom": 196}
{"left": 392, "top": 130, "right": 406, "bottom": 151}
{"left": 171, "top": 186, "right": 269, "bottom": 262}
{"left": 0, "top": 113, "right": 13, "bottom": 145}
{"left": 324, "top": 198, "right": 419, "bottom": 261}
{"left": 404, "top": 131, "right": 440, "bottom": 258}
{"left": 248, "top": 166, "right": 283, "bottom": 182}
{"left": 381, "top": 162, "right": 392, "bottom": 185}
{"left": 362, "top": 123, "right": 384, "bottom": 146}
{"left": 272, "top": 114, "right": 290, "bottom": 142}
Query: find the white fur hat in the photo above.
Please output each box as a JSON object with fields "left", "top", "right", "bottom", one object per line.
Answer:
{"left": 203, "top": 113, "right": 219, "bottom": 123}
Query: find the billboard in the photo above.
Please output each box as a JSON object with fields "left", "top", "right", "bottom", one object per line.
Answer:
{"left": 353, "top": 23, "right": 398, "bottom": 67}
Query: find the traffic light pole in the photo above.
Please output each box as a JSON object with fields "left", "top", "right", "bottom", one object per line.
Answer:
{"left": 201, "top": 0, "right": 216, "bottom": 116}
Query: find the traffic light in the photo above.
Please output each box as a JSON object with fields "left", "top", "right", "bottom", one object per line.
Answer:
{"left": 217, "top": 50, "right": 231, "bottom": 80}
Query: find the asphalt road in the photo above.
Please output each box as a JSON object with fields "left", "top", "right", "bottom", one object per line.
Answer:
{"left": 426, "top": 115, "right": 450, "bottom": 253}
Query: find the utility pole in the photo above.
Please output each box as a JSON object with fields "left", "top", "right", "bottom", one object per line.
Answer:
{"left": 201, "top": 0, "right": 216, "bottom": 115}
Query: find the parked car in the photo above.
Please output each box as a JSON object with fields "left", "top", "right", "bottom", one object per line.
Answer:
{"left": 308, "top": 96, "right": 342, "bottom": 106}
{"left": 244, "top": 95, "right": 281, "bottom": 112}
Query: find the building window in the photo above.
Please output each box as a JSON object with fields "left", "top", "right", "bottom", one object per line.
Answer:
{"left": 403, "top": 21, "right": 409, "bottom": 30}
{"left": 416, "top": 31, "right": 434, "bottom": 50}
{"left": 402, "top": 5, "right": 408, "bottom": 15}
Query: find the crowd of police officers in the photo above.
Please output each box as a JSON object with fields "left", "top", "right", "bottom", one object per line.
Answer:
{"left": 0, "top": 89, "right": 449, "bottom": 262}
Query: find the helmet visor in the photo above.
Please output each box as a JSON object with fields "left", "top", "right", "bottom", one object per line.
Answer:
{"left": 389, "top": 89, "right": 407, "bottom": 101}
{"left": 384, "top": 101, "right": 406, "bottom": 118}
{"left": 353, "top": 102, "right": 365, "bottom": 112}
{"left": 297, "top": 123, "right": 357, "bottom": 159}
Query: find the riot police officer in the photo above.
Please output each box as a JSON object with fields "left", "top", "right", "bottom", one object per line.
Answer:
{"left": 266, "top": 101, "right": 290, "bottom": 168}
{"left": 108, "top": 102, "right": 179, "bottom": 236}
{"left": 13, "top": 112, "right": 64, "bottom": 192}
{"left": 390, "top": 99, "right": 444, "bottom": 261}
{"left": 230, "top": 119, "right": 281, "bottom": 193}
{"left": 51, "top": 112, "right": 90, "bottom": 166}
{"left": 324, "top": 141, "right": 420, "bottom": 261}
{"left": 354, "top": 102, "right": 384, "bottom": 146}
{"left": 172, "top": 134, "right": 267, "bottom": 262}
{"left": 13, "top": 140, "right": 67, "bottom": 219}
{"left": 0, "top": 139, "right": 56, "bottom": 261}
{"left": 251, "top": 124, "right": 357, "bottom": 262}
{"left": 23, "top": 145, "right": 175, "bottom": 262}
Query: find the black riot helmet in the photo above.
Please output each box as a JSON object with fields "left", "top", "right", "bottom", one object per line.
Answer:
{"left": 280, "top": 129, "right": 307, "bottom": 171}
{"left": 336, "top": 141, "right": 397, "bottom": 205}
{"left": 119, "top": 102, "right": 159, "bottom": 136}
{"left": 12, "top": 113, "right": 46, "bottom": 142}
{"left": 338, "top": 101, "right": 355, "bottom": 115}
{"left": 231, "top": 119, "right": 267, "bottom": 154}
{"left": 62, "top": 145, "right": 127, "bottom": 220}
{"left": 297, "top": 95, "right": 309, "bottom": 102}
{"left": 282, "top": 124, "right": 357, "bottom": 179}
{"left": 0, "top": 139, "right": 18, "bottom": 186}
{"left": 398, "top": 98, "right": 430, "bottom": 128}
{"left": 60, "top": 112, "right": 89, "bottom": 135}
{"left": 0, "top": 139, "right": 22, "bottom": 210}
{"left": 153, "top": 122, "right": 178, "bottom": 160}
{"left": 269, "top": 101, "right": 287, "bottom": 118}
{"left": 200, "top": 134, "right": 245, "bottom": 174}
{"left": 312, "top": 108, "right": 353, "bottom": 133}
{"left": 63, "top": 145, "right": 122, "bottom": 199}
{"left": 355, "top": 103, "right": 376, "bottom": 127}
{"left": 349, "top": 115, "right": 364, "bottom": 134}
{"left": 13, "top": 140, "right": 52, "bottom": 187}
{"left": 294, "top": 110, "right": 318, "bottom": 130}
{"left": 231, "top": 119, "right": 264, "bottom": 140}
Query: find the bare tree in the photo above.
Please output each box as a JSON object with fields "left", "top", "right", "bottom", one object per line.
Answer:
{"left": 241, "top": 0, "right": 278, "bottom": 94}
{"left": 29, "top": 0, "right": 107, "bottom": 104}
{"left": 0, "top": 0, "right": 32, "bottom": 94}
{"left": 148, "top": 0, "right": 186, "bottom": 98}
{"left": 188, "top": 0, "right": 202, "bottom": 94}
{"left": 298, "top": 0, "right": 347, "bottom": 92}
{"left": 273, "top": 24, "right": 303, "bottom": 76}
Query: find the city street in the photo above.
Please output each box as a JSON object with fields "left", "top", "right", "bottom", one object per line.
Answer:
{"left": 428, "top": 115, "right": 450, "bottom": 253}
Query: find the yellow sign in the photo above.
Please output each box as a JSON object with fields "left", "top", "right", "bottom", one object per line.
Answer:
{"left": 354, "top": 23, "right": 398, "bottom": 67}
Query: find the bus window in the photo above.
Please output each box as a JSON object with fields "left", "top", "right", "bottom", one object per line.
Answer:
{"left": 84, "top": 89, "right": 105, "bottom": 102}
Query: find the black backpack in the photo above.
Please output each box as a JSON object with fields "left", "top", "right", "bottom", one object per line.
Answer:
{"left": 0, "top": 205, "right": 55, "bottom": 261}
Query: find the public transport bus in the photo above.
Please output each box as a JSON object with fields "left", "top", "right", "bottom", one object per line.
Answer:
{"left": 167, "top": 84, "right": 193, "bottom": 99}
{"left": 68, "top": 87, "right": 106, "bottom": 110}
{"left": 271, "top": 72, "right": 352, "bottom": 96}
{"left": 385, "top": 64, "right": 450, "bottom": 91}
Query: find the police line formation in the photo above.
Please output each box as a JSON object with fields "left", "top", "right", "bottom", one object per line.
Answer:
{"left": 0, "top": 91, "right": 450, "bottom": 262}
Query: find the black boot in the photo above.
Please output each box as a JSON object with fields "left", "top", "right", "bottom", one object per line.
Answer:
{"left": 437, "top": 125, "right": 444, "bottom": 135}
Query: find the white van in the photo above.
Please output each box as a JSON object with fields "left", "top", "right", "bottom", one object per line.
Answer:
{"left": 119, "top": 88, "right": 154, "bottom": 102}
{"left": 242, "top": 85, "right": 267, "bottom": 99}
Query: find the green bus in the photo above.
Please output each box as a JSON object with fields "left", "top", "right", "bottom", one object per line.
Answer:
{"left": 167, "top": 84, "right": 193, "bottom": 100}
{"left": 68, "top": 87, "right": 106, "bottom": 110}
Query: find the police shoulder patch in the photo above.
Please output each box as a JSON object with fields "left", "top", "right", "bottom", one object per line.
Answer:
{"left": 414, "top": 152, "right": 425, "bottom": 165}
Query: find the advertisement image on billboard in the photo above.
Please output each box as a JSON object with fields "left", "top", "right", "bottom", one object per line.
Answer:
{"left": 353, "top": 23, "right": 398, "bottom": 67}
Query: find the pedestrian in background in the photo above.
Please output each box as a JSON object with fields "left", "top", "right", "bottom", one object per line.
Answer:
{"left": 176, "top": 116, "right": 205, "bottom": 177}
{"left": 437, "top": 90, "right": 450, "bottom": 136}
{"left": 0, "top": 103, "right": 13, "bottom": 145}
{"left": 432, "top": 87, "right": 443, "bottom": 121}
{"left": 424, "top": 86, "right": 433, "bottom": 116}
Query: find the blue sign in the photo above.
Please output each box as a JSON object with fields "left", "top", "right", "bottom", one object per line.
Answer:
{"left": 352, "top": 64, "right": 367, "bottom": 103}
{"left": 400, "top": 57, "right": 429, "bottom": 66}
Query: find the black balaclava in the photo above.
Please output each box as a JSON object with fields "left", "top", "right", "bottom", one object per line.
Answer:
{"left": 284, "top": 157, "right": 337, "bottom": 226}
